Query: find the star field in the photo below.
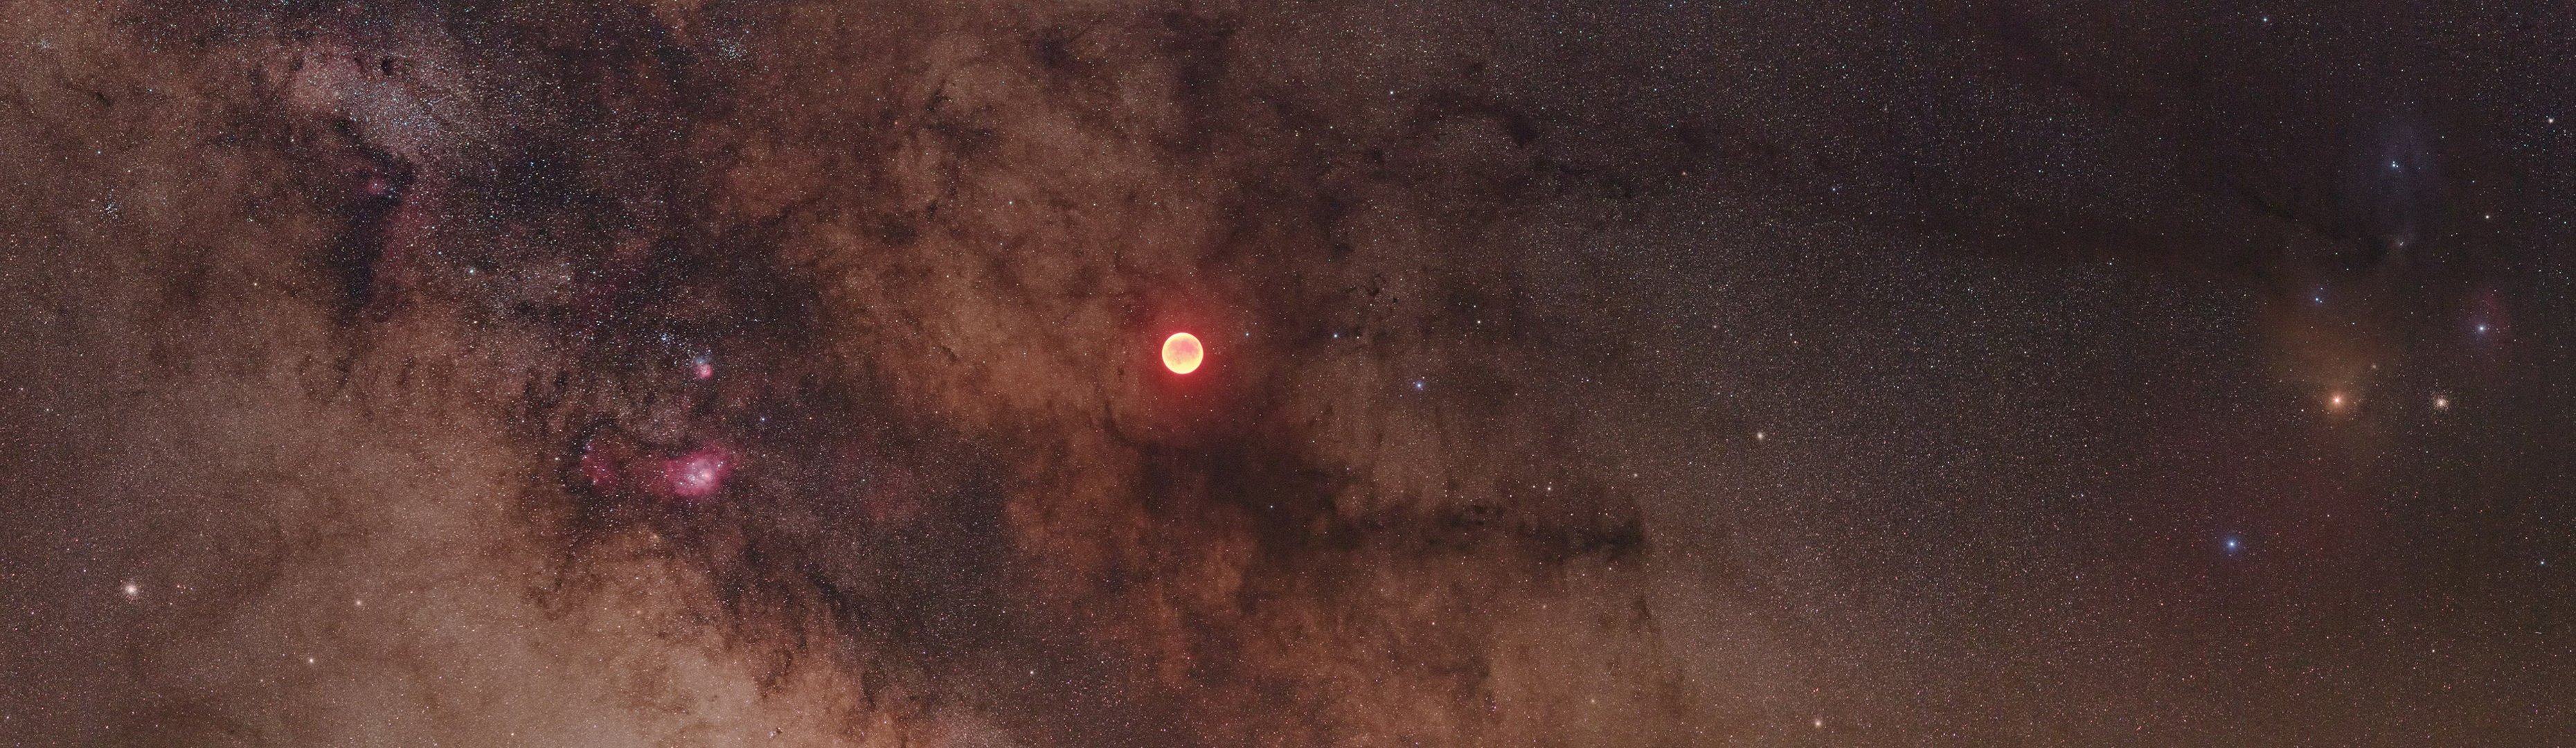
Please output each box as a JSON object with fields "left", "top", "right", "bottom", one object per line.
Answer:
{"left": 1, "top": 1, "right": 2571, "bottom": 746}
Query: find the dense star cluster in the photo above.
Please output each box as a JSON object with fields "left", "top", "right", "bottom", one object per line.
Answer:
{"left": 1, "top": 1, "right": 2570, "bottom": 745}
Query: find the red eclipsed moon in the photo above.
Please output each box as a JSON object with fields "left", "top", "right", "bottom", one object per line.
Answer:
{"left": 1162, "top": 332, "right": 1204, "bottom": 374}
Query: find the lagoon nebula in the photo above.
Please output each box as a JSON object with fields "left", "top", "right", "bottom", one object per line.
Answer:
{"left": 2, "top": 1, "right": 2571, "bottom": 746}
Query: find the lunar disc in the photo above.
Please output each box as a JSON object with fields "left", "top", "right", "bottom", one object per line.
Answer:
{"left": 1162, "top": 332, "right": 1204, "bottom": 374}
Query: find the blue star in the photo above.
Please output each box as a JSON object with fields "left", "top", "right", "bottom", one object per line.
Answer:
{"left": 2223, "top": 535, "right": 2245, "bottom": 555}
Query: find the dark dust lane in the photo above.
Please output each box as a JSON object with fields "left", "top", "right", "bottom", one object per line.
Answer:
{"left": 7, "top": 1, "right": 1676, "bottom": 745}
{"left": 3, "top": 1, "right": 2571, "bottom": 746}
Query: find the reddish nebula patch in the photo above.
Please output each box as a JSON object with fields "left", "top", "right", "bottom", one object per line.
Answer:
{"left": 578, "top": 437, "right": 632, "bottom": 491}
{"left": 577, "top": 435, "right": 735, "bottom": 501}
{"left": 662, "top": 445, "right": 735, "bottom": 499}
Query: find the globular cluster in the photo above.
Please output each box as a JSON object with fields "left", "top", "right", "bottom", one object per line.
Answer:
{"left": 1, "top": 1, "right": 2570, "bottom": 746}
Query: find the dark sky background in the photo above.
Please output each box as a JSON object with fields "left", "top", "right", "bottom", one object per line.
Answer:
{"left": 1, "top": 1, "right": 2570, "bottom": 745}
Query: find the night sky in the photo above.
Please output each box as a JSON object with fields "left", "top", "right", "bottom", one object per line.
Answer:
{"left": 2, "top": 1, "right": 2570, "bottom": 745}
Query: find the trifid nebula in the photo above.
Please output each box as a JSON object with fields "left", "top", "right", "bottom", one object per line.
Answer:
{"left": 1, "top": 1, "right": 2570, "bottom": 745}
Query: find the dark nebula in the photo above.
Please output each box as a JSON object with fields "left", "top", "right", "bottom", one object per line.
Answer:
{"left": 1, "top": 1, "right": 2570, "bottom": 745}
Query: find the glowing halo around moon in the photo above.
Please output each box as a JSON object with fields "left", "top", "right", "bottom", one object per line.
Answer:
{"left": 1162, "top": 332, "right": 1204, "bottom": 374}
